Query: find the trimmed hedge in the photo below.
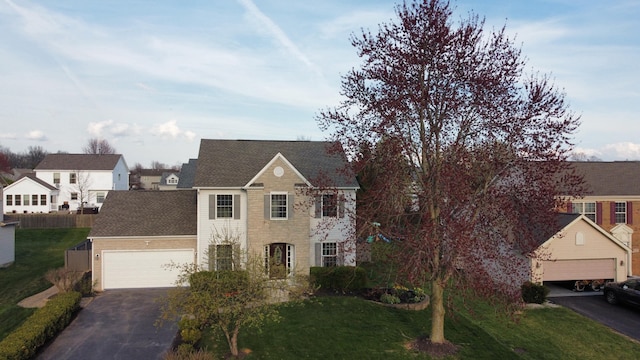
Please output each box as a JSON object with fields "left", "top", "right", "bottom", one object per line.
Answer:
{"left": 310, "top": 266, "right": 367, "bottom": 292}
{"left": 521, "top": 281, "right": 550, "bottom": 304}
{"left": 0, "top": 291, "right": 82, "bottom": 360}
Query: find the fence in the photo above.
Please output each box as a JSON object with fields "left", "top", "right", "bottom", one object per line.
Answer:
{"left": 3, "top": 214, "right": 97, "bottom": 229}
{"left": 65, "top": 239, "right": 92, "bottom": 272}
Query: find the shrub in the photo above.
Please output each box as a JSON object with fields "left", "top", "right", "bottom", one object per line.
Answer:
{"left": 310, "top": 266, "right": 367, "bottom": 292}
{"left": 45, "top": 268, "right": 84, "bottom": 293}
{"left": 380, "top": 293, "right": 401, "bottom": 304}
{"left": 521, "top": 281, "right": 549, "bottom": 304}
{"left": 0, "top": 291, "right": 81, "bottom": 360}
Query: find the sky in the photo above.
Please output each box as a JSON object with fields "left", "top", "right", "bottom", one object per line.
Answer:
{"left": 0, "top": 0, "right": 639, "bottom": 167}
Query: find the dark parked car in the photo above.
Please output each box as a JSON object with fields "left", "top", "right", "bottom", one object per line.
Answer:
{"left": 604, "top": 278, "right": 640, "bottom": 307}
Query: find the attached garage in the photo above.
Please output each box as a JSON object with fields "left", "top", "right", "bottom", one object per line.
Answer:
{"left": 102, "top": 249, "right": 195, "bottom": 289}
{"left": 88, "top": 190, "right": 198, "bottom": 291}
{"left": 531, "top": 214, "right": 631, "bottom": 284}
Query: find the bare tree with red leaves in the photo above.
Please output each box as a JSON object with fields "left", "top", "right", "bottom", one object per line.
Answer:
{"left": 318, "top": 0, "right": 584, "bottom": 347}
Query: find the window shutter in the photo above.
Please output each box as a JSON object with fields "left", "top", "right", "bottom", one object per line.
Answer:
{"left": 610, "top": 202, "right": 616, "bottom": 225}
{"left": 315, "top": 243, "right": 321, "bottom": 266}
{"left": 264, "top": 194, "right": 270, "bottom": 220}
{"left": 338, "top": 197, "right": 345, "bottom": 218}
{"left": 288, "top": 194, "right": 294, "bottom": 219}
{"left": 337, "top": 243, "right": 344, "bottom": 266}
{"left": 627, "top": 202, "right": 633, "bottom": 224}
{"left": 314, "top": 196, "right": 321, "bottom": 218}
{"left": 596, "top": 202, "right": 602, "bottom": 225}
{"left": 209, "top": 195, "right": 216, "bottom": 220}
{"left": 234, "top": 194, "right": 241, "bottom": 220}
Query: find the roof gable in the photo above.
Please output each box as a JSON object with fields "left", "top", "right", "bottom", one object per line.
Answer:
{"left": 4, "top": 174, "right": 57, "bottom": 192}
{"left": 193, "top": 139, "right": 358, "bottom": 188}
{"left": 89, "top": 190, "right": 197, "bottom": 237}
{"left": 35, "top": 154, "right": 124, "bottom": 171}
{"left": 538, "top": 213, "right": 629, "bottom": 252}
{"left": 245, "top": 153, "right": 310, "bottom": 187}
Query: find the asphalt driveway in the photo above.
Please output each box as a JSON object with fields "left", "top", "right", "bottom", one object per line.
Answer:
{"left": 37, "top": 289, "right": 178, "bottom": 360}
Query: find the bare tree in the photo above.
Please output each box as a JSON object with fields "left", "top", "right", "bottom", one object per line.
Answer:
{"left": 317, "top": 0, "right": 584, "bottom": 349}
{"left": 72, "top": 170, "right": 92, "bottom": 213}
{"left": 83, "top": 138, "right": 116, "bottom": 155}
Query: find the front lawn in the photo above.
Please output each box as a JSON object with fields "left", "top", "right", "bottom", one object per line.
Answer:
{"left": 0, "top": 228, "right": 90, "bottom": 340}
{"left": 196, "top": 294, "right": 640, "bottom": 359}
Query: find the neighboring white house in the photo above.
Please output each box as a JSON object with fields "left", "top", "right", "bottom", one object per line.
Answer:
{"left": 33, "top": 154, "right": 129, "bottom": 211}
{"left": 88, "top": 140, "right": 359, "bottom": 290}
{"left": 3, "top": 175, "right": 59, "bottom": 213}
{"left": 0, "top": 186, "right": 18, "bottom": 267}
{"left": 158, "top": 172, "right": 180, "bottom": 191}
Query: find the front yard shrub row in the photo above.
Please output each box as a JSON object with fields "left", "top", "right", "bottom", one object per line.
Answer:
{"left": 0, "top": 291, "right": 81, "bottom": 360}
{"left": 310, "top": 266, "right": 367, "bottom": 292}
{"left": 521, "top": 281, "right": 550, "bottom": 304}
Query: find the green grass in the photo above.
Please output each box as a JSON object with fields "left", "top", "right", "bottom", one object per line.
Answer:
{"left": 197, "top": 295, "right": 640, "bottom": 359}
{"left": 0, "top": 228, "right": 90, "bottom": 340}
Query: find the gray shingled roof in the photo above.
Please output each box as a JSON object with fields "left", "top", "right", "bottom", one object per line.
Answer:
{"left": 19, "top": 174, "right": 58, "bottom": 190}
{"left": 177, "top": 159, "right": 197, "bottom": 189}
{"left": 571, "top": 161, "right": 640, "bottom": 196}
{"left": 89, "top": 190, "right": 197, "bottom": 237}
{"left": 194, "top": 140, "right": 358, "bottom": 188}
{"left": 35, "top": 154, "right": 124, "bottom": 171}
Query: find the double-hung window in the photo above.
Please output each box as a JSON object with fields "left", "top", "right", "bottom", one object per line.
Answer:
{"left": 69, "top": 173, "right": 77, "bottom": 184}
{"left": 322, "top": 243, "right": 338, "bottom": 267}
{"left": 217, "top": 195, "right": 233, "bottom": 218}
{"left": 96, "top": 192, "right": 105, "bottom": 204}
{"left": 572, "top": 202, "right": 596, "bottom": 222}
{"left": 6, "top": 194, "right": 12, "bottom": 206}
{"left": 15, "top": 195, "right": 21, "bottom": 206}
{"left": 32, "top": 194, "right": 38, "bottom": 206}
{"left": 271, "top": 193, "right": 288, "bottom": 219}
{"left": 40, "top": 194, "right": 47, "bottom": 206}
{"left": 22, "top": 195, "right": 29, "bottom": 206}
{"left": 71, "top": 192, "right": 78, "bottom": 201}
{"left": 322, "top": 194, "right": 338, "bottom": 218}
{"left": 53, "top": 173, "right": 60, "bottom": 185}
{"left": 614, "top": 202, "right": 627, "bottom": 224}
{"left": 209, "top": 244, "right": 233, "bottom": 271}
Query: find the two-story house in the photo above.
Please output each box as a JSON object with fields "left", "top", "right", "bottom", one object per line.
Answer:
{"left": 563, "top": 161, "right": 640, "bottom": 276}
{"left": 29, "top": 154, "right": 129, "bottom": 212}
{"left": 88, "top": 140, "right": 358, "bottom": 290}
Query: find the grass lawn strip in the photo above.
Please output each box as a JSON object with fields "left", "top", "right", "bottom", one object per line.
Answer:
{"left": 0, "top": 228, "right": 90, "bottom": 340}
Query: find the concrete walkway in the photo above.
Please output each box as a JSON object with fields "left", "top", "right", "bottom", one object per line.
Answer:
{"left": 18, "top": 286, "right": 60, "bottom": 308}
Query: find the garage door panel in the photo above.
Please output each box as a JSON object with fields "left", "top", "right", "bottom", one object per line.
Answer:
{"left": 543, "top": 259, "right": 615, "bottom": 281}
{"left": 103, "top": 250, "right": 194, "bottom": 289}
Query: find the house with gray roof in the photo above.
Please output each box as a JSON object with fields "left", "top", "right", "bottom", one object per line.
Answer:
{"left": 3, "top": 174, "right": 59, "bottom": 213}
{"left": 33, "top": 154, "right": 129, "bottom": 212}
{"left": 563, "top": 161, "right": 639, "bottom": 276}
{"left": 88, "top": 139, "right": 359, "bottom": 290}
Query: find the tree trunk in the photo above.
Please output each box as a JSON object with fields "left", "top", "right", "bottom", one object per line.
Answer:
{"left": 230, "top": 326, "right": 239, "bottom": 357}
{"left": 430, "top": 279, "right": 446, "bottom": 344}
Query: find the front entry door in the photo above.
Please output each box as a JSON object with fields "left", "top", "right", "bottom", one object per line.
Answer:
{"left": 268, "top": 243, "right": 287, "bottom": 278}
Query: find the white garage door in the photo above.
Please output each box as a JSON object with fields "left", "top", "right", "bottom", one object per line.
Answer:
{"left": 103, "top": 250, "right": 194, "bottom": 289}
{"left": 542, "top": 258, "right": 616, "bottom": 281}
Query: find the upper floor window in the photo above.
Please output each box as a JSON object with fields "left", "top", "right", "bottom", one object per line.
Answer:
{"left": 69, "top": 173, "right": 77, "bottom": 184}
{"left": 322, "top": 194, "right": 338, "bottom": 218}
{"left": 217, "top": 195, "right": 233, "bottom": 218}
{"left": 271, "top": 193, "right": 288, "bottom": 219}
{"left": 614, "top": 202, "right": 627, "bottom": 224}
{"left": 572, "top": 202, "right": 596, "bottom": 223}
{"left": 53, "top": 173, "right": 60, "bottom": 184}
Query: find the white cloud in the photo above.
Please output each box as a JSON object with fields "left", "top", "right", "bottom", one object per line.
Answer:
{"left": 602, "top": 142, "right": 640, "bottom": 161}
{"left": 0, "top": 133, "right": 18, "bottom": 140}
{"left": 87, "top": 120, "right": 113, "bottom": 137}
{"left": 26, "top": 130, "right": 47, "bottom": 141}
{"left": 150, "top": 120, "right": 195, "bottom": 141}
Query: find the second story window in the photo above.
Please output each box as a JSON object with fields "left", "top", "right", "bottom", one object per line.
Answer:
{"left": 69, "top": 173, "right": 77, "bottom": 184}
{"left": 572, "top": 202, "right": 596, "bottom": 223}
{"left": 53, "top": 173, "right": 60, "bottom": 184}
{"left": 271, "top": 193, "right": 288, "bottom": 219}
{"left": 614, "top": 202, "right": 627, "bottom": 224}
{"left": 322, "top": 194, "right": 338, "bottom": 217}
{"left": 216, "top": 195, "right": 233, "bottom": 218}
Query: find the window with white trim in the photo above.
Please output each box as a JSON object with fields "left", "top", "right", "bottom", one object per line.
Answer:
{"left": 32, "top": 194, "right": 38, "bottom": 206}
{"left": 322, "top": 194, "right": 338, "bottom": 218}
{"left": 322, "top": 242, "right": 338, "bottom": 267}
{"left": 572, "top": 202, "right": 596, "bottom": 222}
{"left": 69, "top": 173, "right": 77, "bottom": 184}
{"left": 271, "top": 193, "right": 288, "bottom": 219}
{"left": 14, "top": 195, "right": 21, "bottom": 206}
{"left": 217, "top": 195, "right": 233, "bottom": 218}
{"left": 209, "top": 244, "right": 234, "bottom": 271}
{"left": 6, "top": 194, "right": 12, "bottom": 206}
{"left": 615, "top": 202, "right": 627, "bottom": 224}
{"left": 40, "top": 194, "right": 47, "bottom": 206}
{"left": 53, "top": 173, "right": 60, "bottom": 184}
{"left": 71, "top": 192, "right": 78, "bottom": 201}
{"left": 96, "top": 192, "right": 106, "bottom": 204}
{"left": 23, "top": 194, "right": 29, "bottom": 206}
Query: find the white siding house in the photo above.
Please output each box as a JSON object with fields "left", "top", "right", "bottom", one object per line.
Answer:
{"left": 33, "top": 154, "right": 129, "bottom": 211}
{"left": 3, "top": 175, "right": 58, "bottom": 214}
{"left": 0, "top": 187, "right": 18, "bottom": 267}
